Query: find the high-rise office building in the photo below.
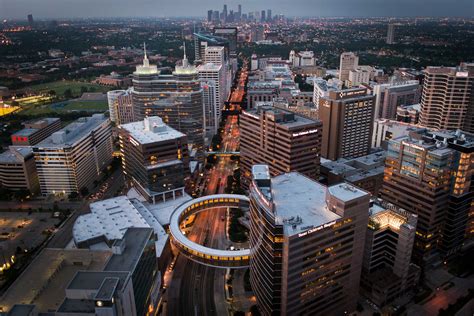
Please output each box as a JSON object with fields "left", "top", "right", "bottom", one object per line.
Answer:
{"left": 207, "top": 10, "right": 213, "bottom": 22}
{"left": 251, "top": 25, "right": 265, "bottom": 42}
{"left": 27, "top": 14, "right": 34, "bottom": 28}
{"left": 107, "top": 89, "right": 134, "bottom": 125}
{"left": 380, "top": 129, "right": 474, "bottom": 262}
{"left": 249, "top": 165, "right": 370, "bottom": 315}
{"left": 319, "top": 88, "right": 375, "bottom": 160}
{"left": 33, "top": 114, "right": 113, "bottom": 195}
{"left": 223, "top": 4, "right": 228, "bottom": 22}
{"left": 360, "top": 199, "right": 420, "bottom": 307}
{"left": 240, "top": 106, "right": 322, "bottom": 188}
{"left": 200, "top": 80, "right": 218, "bottom": 138}
{"left": 118, "top": 117, "right": 189, "bottom": 203}
{"left": 339, "top": 52, "right": 359, "bottom": 82}
{"left": 373, "top": 80, "right": 421, "bottom": 120}
{"left": 132, "top": 46, "right": 204, "bottom": 153}
{"left": 386, "top": 23, "right": 395, "bottom": 44}
{"left": 419, "top": 63, "right": 473, "bottom": 133}
{"left": 261, "top": 10, "right": 266, "bottom": 22}
{"left": 193, "top": 32, "right": 229, "bottom": 62}
{"left": 213, "top": 27, "right": 238, "bottom": 57}
{"left": 197, "top": 63, "right": 225, "bottom": 137}
{"left": 267, "top": 9, "right": 272, "bottom": 22}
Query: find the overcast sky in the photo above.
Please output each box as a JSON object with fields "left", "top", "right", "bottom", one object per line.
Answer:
{"left": 1, "top": 0, "right": 473, "bottom": 19}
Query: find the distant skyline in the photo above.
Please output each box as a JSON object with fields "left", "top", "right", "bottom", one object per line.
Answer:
{"left": 1, "top": 0, "right": 473, "bottom": 20}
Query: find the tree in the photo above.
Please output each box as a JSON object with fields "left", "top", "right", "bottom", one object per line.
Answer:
{"left": 250, "top": 305, "right": 261, "bottom": 316}
{"left": 68, "top": 192, "right": 79, "bottom": 200}
{"left": 64, "top": 88, "right": 73, "bottom": 99}
{"left": 79, "top": 187, "right": 89, "bottom": 197}
{"left": 80, "top": 86, "right": 88, "bottom": 94}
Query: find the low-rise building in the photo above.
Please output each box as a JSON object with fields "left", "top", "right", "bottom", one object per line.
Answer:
{"left": 0, "top": 146, "right": 38, "bottom": 192}
{"left": 321, "top": 151, "right": 386, "bottom": 195}
{"left": 11, "top": 117, "right": 61, "bottom": 146}
{"left": 372, "top": 119, "right": 423, "bottom": 149}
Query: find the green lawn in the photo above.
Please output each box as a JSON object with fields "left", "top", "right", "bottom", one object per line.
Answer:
{"left": 27, "top": 80, "right": 111, "bottom": 97}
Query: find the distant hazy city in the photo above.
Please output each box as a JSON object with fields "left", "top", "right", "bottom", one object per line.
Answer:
{"left": 0, "top": 2, "right": 473, "bottom": 316}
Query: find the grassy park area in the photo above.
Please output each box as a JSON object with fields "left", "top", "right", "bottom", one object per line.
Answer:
{"left": 26, "top": 80, "right": 111, "bottom": 97}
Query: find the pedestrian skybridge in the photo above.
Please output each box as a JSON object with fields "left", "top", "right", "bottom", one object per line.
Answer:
{"left": 169, "top": 194, "right": 251, "bottom": 268}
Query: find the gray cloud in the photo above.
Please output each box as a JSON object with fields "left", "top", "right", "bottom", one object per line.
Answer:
{"left": 1, "top": 0, "right": 472, "bottom": 19}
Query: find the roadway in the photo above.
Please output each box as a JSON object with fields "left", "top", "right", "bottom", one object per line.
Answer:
{"left": 166, "top": 62, "right": 247, "bottom": 316}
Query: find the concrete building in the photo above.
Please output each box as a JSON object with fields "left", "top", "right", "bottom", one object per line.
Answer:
{"left": 197, "top": 62, "right": 226, "bottom": 136}
{"left": 33, "top": 114, "right": 113, "bottom": 195}
{"left": 193, "top": 32, "right": 229, "bottom": 62}
{"left": 247, "top": 81, "right": 280, "bottom": 108}
{"left": 0, "top": 248, "right": 112, "bottom": 314}
{"left": 0, "top": 146, "right": 38, "bottom": 192}
{"left": 397, "top": 103, "right": 421, "bottom": 124}
{"left": 373, "top": 80, "right": 421, "bottom": 120}
{"left": 107, "top": 89, "right": 134, "bottom": 125}
{"left": 360, "top": 199, "right": 420, "bottom": 307}
{"left": 241, "top": 106, "right": 322, "bottom": 188}
{"left": 380, "top": 129, "right": 474, "bottom": 263}
{"left": 96, "top": 72, "right": 132, "bottom": 88}
{"left": 213, "top": 27, "right": 237, "bottom": 57}
{"left": 320, "top": 151, "right": 386, "bottom": 196}
{"left": 289, "top": 50, "right": 316, "bottom": 67}
{"left": 249, "top": 165, "right": 370, "bottom": 315}
{"left": 386, "top": 23, "right": 395, "bottom": 44}
{"left": 348, "top": 67, "right": 371, "bottom": 86}
{"left": 11, "top": 118, "right": 61, "bottom": 146}
{"left": 132, "top": 47, "right": 204, "bottom": 154}
{"left": 118, "top": 117, "right": 188, "bottom": 203}
{"left": 372, "top": 119, "right": 422, "bottom": 149}
{"left": 339, "top": 52, "right": 359, "bottom": 82}
{"left": 319, "top": 88, "right": 375, "bottom": 160}
{"left": 200, "top": 80, "right": 218, "bottom": 139}
{"left": 420, "top": 63, "right": 474, "bottom": 133}
{"left": 313, "top": 77, "right": 340, "bottom": 108}
{"left": 73, "top": 195, "right": 171, "bottom": 275}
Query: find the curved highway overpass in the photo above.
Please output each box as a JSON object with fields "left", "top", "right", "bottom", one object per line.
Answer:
{"left": 169, "top": 194, "right": 251, "bottom": 268}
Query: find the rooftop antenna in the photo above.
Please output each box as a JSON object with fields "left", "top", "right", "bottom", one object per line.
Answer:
{"left": 143, "top": 42, "right": 149, "bottom": 67}
{"left": 182, "top": 41, "right": 189, "bottom": 67}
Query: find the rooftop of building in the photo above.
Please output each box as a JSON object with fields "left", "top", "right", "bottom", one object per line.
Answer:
{"left": 0, "top": 248, "right": 111, "bottom": 313}
{"left": 74, "top": 195, "right": 168, "bottom": 258}
{"left": 424, "top": 63, "right": 473, "bottom": 76}
{"left": 197, "top": 63, "right": 223, "bottom": 71}
{"left": 12, "top": 117, "right": 60, "bottom": 137}
{"left": 35, "top": 114, "right": 108, "bottom": 148}
{"left": 0, "top": 146, "right": 33, "bottom": 164}
{"left": 119, "top": 116, "right": 185, "bottom": 145}
{"left": 369, "top": 199, "right": 417, "bottom": 232}
{"left": 268, "top": 172, "right": 367, "bottom": 236}
{"left": 392, "top": 128, "right": 474, "bottom": 154}
{"left": 7, "top": 305, "right": 36, "bottom": 316}
{"left": 73, "top": 196, "right": 150, "bottom": 245}
{"left": 104, "top": 227, "right": 153, "bottom": 272}
{"left": 243, "top": 105, "right": 320, "bottom": 129}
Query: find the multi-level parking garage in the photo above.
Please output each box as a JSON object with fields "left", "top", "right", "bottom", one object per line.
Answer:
{"left": 169, "top": 194, "right": 251, "bottom": 268}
